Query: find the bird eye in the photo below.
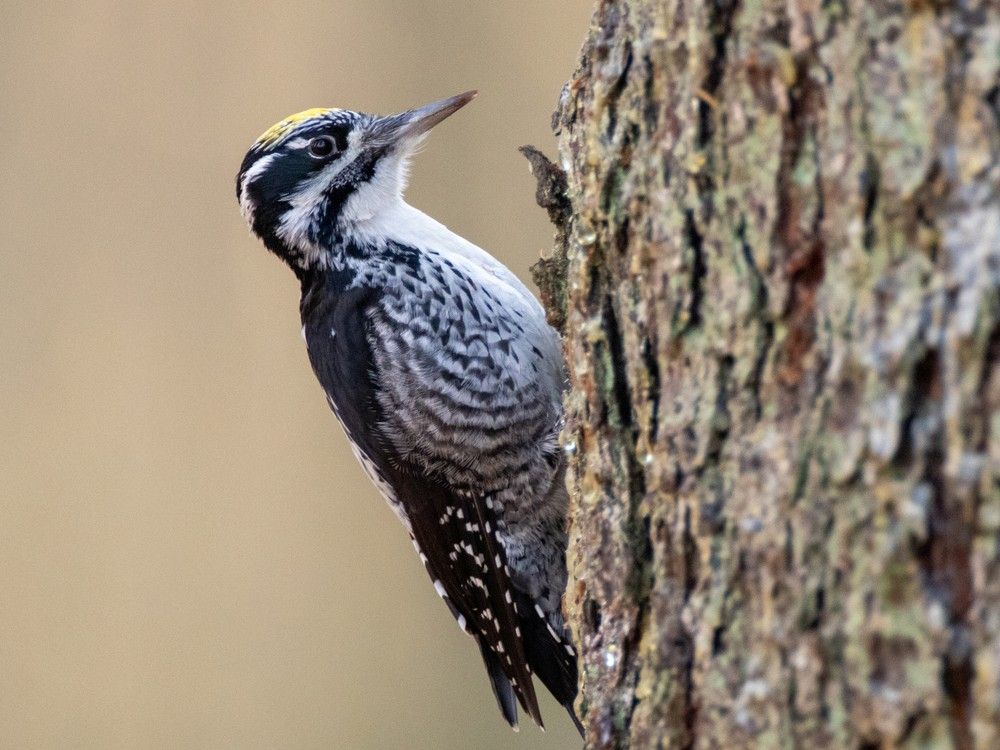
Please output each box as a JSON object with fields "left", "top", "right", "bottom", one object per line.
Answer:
{"left": 308, "top": 136, "right": 336, "bottom": 158}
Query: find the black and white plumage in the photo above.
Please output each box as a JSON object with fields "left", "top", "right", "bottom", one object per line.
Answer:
{"left": 236, "top": 92, "right": 580, "bottom": 733}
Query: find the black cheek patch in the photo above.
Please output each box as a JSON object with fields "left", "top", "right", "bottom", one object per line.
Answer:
{"left": 313, "top": 152, "right": 381, "bottom": 248}
{"left": 332, "top": 127, "right": 349, "bottom": 153}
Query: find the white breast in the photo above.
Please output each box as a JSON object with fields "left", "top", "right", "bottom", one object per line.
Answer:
{"left": 346, "top": 198, "right": 546, "bottom": 320}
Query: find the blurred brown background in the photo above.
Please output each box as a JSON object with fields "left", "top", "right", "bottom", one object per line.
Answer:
{"left": 0, "top": 1, "right": 591, "bottom": 747}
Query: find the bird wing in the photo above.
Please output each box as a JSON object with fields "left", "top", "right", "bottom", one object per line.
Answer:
{"left": 300, "top": 278, "right": 544, "bottom": 729}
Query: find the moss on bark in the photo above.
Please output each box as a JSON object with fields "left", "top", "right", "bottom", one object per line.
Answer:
{"left": 528, "top": 1, "right": 1000, "bottom": 747}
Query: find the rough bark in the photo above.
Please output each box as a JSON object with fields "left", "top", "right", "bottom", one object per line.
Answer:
{"left": 525, "top": 0, "right": 1000, "bottom": 747}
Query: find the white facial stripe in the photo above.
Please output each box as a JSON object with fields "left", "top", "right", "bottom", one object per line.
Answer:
{"left": 239, "top": 152, "right": 279, "bottom": 227}
{"left": 275, "top": 128, "right": 366, "bottom": 266}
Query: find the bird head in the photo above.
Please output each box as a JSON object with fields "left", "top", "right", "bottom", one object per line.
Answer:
{"left": 236, "top": 91, "right": 477, "bottom": 274}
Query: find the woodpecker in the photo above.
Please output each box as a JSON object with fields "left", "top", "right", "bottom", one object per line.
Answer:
{"left": 236, "top": 91, "right": 580, "bottom": 734}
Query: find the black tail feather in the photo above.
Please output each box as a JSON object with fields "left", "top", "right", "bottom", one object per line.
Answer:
{"left": 479, "top": 640, "right": 519, "bottom": 729}
{"left": 566, "top": 704, "right": 584, "bottom": 737}
{"left": 514, "top": 590, "right": 583, "bottom": 736}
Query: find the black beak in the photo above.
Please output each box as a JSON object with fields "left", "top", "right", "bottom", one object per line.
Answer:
{"left": 367, "top": 91, "right": 477, "bottom": 147}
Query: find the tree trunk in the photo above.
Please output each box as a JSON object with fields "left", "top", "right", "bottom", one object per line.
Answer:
{"left": 524, "top": 0, "right": 1000, "bottom": 747}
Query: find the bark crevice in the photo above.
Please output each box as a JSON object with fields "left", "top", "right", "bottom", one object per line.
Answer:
{"left": 529, "top": 1, "right": 999, "bottom": 746}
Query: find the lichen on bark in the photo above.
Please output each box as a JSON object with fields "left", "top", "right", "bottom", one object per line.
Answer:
{"left": 527, "top": 0, "right": 1000, "bottom": 747}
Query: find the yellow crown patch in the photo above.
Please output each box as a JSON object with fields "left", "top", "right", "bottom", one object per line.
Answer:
{"left": 254, "top": 108, "right": 337, "bottom": 148}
